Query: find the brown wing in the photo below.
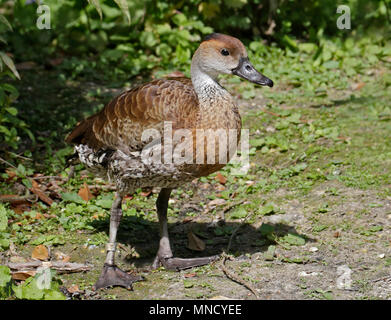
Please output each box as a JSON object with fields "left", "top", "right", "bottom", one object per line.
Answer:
{"left": 66, "top": 78, "right": 199, "bottom": 151}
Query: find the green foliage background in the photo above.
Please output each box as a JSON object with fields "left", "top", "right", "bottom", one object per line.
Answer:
{"left": 0, "top": 0, "right": 390, "bottom": 157}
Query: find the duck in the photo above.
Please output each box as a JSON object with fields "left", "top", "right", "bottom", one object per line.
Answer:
{"left": 65, "top": 33, "right": 273, "bottom": 290}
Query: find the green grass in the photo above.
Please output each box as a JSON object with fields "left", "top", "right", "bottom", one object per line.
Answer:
{"left": 1, "top": 34, "right": 391, "bottom": 299}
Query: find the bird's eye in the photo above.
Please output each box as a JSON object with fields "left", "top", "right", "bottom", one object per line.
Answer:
{"left": 221, "top": 49, "right": 229, "bottom": 56}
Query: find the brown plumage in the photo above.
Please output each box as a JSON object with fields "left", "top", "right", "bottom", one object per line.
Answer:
{"left": 65, "top": 33, "right": 273, "bottom": 291}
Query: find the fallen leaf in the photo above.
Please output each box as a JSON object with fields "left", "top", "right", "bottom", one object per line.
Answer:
{"left": 31, "top": 244, "right": 49, "bottom": 261}
{"left": 351, "top": 82, "right": 365, "bottom": 91}
{"left": 30, "top": 180, "right": 53, "bottom": 205}
{"left": 215, "top": 173, "right": 227, "bottom": 184}
{"left": 140, "top": 190, "right": 152, "bottom": 197}
{"left": 183, "top": 217, "right": 193, "bottom": 223}
{"left": 54, "top": 250, "right": 70, "bottom": 262}
{"left": 11, "top": 271, "right": 36, "bottom": 281}
{"left": 78, "top": 182, "right": 94, "bottom": 202}
{"left": 215, "top": 184, "right": 226, "bottom": 191}
{"left": 200, "top": 183, "right": 210, "bottom": 190}
{"left": 34, "top": 212, "right": 44, "bottom": 220}
{"left": 187, "top": 230, "right": 206, "bottom": 252}
{"left": 184, "top": 273, "right": 197, "bottom": 278}
{"left": 208, "top": 198, "right": 226, "bottom": 208}
{"left": 67, "top": 284, "right": 80, "bottom": 294}
{"left": 12, "top": 202, "right": 32, "bottom": 214}
{"left": 5, "top": 168, "right": 16, "bottom": 179}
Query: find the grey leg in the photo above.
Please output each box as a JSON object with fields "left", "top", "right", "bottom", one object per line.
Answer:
{"left": 152, "top": 188, "right": 219, "bottom": 271}
{"left": 93, "top": 193, "right": 143, "bottom": 291}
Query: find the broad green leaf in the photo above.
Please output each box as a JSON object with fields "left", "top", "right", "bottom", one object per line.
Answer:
{"left": 60, "top": 192, "right": 84, "bottom": 204}
{"left": 230, "top": 207, "right": 247, "bottom": 219}
{"left": 95, "top": 199, "right": 113, "bottom": 209}
{"left": 259, "top": 204, "right": 275, "bottom": 215}
{"left": 0, "top": 51, "right": 20, "bottom": 80}
{"left": 5, "top": 107, "right": 18, "bottom": 116}
{"left": 20, "top": 278, "right": 44, "bottom": 300}
{"left": 30, "top": 235, "right": 65, "bottom": 246}
{"left": 259, "top": 223, "right": 274, "bottom": 236}
{"left": 281, "top": 233, "right": 306, "bottom": 246}
{"left": 0, "top": 238, "right": 10, "bottom": 250}
{"left": 264, "top": 245, "right": 276, "bottom": 261}
{"left": 0, "top": 205, "right": 8, "bottom": 232}
{"left": 183, "top": 280, "right": 194, "bottom": 288}
{"left": 43, "top": 289, "right": 66, "bottom": 300}
{"left": 0, "top": 266, "right": 12, "bottom": 298}
{"left": 0, "top": 266, "right": 11, "bottom": 287}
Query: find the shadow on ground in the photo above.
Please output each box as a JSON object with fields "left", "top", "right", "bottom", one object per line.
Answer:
{"left": 89, "top": 213, "right": 316, "bottom": 269}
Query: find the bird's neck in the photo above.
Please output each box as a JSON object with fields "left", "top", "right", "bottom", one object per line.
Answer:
{"left": 191, "top": 62, "right": 231, "bottom": 108}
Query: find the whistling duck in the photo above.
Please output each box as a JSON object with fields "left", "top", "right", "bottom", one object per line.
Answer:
{"left": 66, "top": 33, "right": 273, "bottom": 290}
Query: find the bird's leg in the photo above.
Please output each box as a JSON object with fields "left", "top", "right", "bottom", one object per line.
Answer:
{"left": 152, "top": 188, "right": 219, "bottom": 270}
{"left": 93, "top": 193, "right": 143, "bottom": 291}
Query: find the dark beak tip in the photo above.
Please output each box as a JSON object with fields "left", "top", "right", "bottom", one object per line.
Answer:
{"left": 267, "top": 79, "right": 274, "bottom": 87}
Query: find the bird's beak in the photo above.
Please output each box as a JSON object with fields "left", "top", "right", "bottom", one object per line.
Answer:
{"left": 232, "top": 57, "right": 273, "bottom": 87}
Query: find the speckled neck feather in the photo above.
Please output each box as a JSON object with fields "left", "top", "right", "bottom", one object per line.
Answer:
{"left": 190, "top": 50, "right": 231, "bottom": 107}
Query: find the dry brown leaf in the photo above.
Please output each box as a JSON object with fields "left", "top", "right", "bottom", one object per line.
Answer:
{"left": 54, "top": 250, "right": 70, "bottom": 262}
{"left": 187, "top": 230, "right": 206, "bottom": 252}
{"left": 12, "top": 271, "right": 36, "bottom": 281}
{"left": 31, "top": 244, "right": 49, "bottom": 261}
{"left": 30, "top": 180, "right": 53, "bottom": 205}
{"left": 352, "top": 82, "right": 365, "bottom": 91}
{"left": 215, "top": 172, "right": 227, "bottom": 184}
{"left": 208, "top": 198, "right": 226, "bottom": 207}
{"left": 184, "top": 273, "right": 197, "bottom": 278}
{"left": 78, "top": 182, "right": 94, "bottom": 202}
{"left": 12, "top": 202, "right": 32, "bottom": 214}
{"left": 5, "top": 168, "right": 16, "bottom": 179}
{"left": 140, "top": 190, "right": 152, "bottom": 197}
{"left": 67, "top": 284, "right": 80, "bottom": 293}
{"left": 183, "top": 217, "right": 193, "bottom": 223}
{"left": 215, "top": 184, "right": 226, "bottom": 192}
{"left": 200, "top": 183, "right": 210, "bottom": 190}
{"left": 34, "top": 212, "right": 44, "bottom": 220}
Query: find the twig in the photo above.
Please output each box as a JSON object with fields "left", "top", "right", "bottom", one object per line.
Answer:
{"left": 6, "top": 261, "right": 92, "bottom": 274}
{"left": 220, "top": 253, "right": 259, "bottom": 298}
{"left": 222, "top": 199, "right": 245, "bottom": 214}
{"left": 31, "top": 176, "right": 63, "bottom": 180}
{"left": 6, "top": 151, "right": 33, "bottom": 161}
{"left": 219, "top": 213, "right": 260, "bottom": 299}
{"left": 260, "top": 107, "right": 281, "bottom": 117}
{"left": 0, "top": 156, "right": 17, "bottom": 169}
{"left": 372, "top": 276, "right": 391, "bottom": 283}
{"left": 0, "top": 194, "right": 38, "bottom": 204}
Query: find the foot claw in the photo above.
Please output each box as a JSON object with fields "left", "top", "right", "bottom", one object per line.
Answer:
{"left": 93, "top": 264, "right": 143, "bottom": 291}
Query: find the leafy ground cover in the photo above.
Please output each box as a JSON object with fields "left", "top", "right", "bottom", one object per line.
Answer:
{"left": 1, "top": 29, "right": 391, "bottom": 299}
